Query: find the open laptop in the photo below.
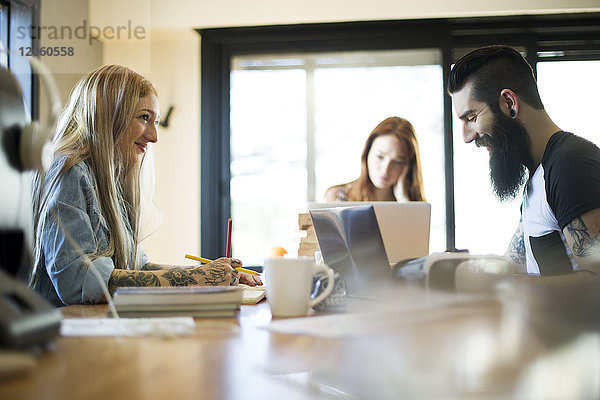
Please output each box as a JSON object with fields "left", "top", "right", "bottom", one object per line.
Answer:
{"left": 308, "top": 202, "right": 431, "bottom": 264}
{"left": 309, "top": 205, "right": 392, "bottom": 295}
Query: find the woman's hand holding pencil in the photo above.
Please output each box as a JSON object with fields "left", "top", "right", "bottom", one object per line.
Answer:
{"left": 185, "top": 254, "right": 263, "bottom": 286}
{"left": 184, "top": 217, "right": 263, "bottom": 287}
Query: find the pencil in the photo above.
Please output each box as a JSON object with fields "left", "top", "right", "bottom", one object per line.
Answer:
{"left": 184, "top": 253, "right": 258, "bottom": 275}
{"left": 226, "top": 218, "right": 232, "bottom": 258}
{"left": 234, "top": 267, "right": 258, "bottom": 275}
{"left": 185, "top": 254, "right": 213, "bottom": 264}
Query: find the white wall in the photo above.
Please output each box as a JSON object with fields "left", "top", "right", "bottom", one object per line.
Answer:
{"left": 131, "top": 31, "right": 201, "bottom": 265}
{"left": 38, "top": 0, "right": 103, "bottom": 124}
{"left": 151, "top": 0, "right": 600, "bottom": 29}
{"left": 39, "top": 0, "right": 599, "bottom": 265}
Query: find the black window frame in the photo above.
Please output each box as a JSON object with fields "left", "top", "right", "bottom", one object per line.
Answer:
{"left": 198, "top": 12, "right": 600, "bottom": 259}
{"left": 3, "top": 0, "right": 40, "bottom": 119}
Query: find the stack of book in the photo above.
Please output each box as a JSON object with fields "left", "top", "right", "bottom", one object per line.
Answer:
{"left": 298, "top": 212, "right": 320, "bottom": 257}
{"left": 111, "top": 286, "right": 244, "bottom": 318}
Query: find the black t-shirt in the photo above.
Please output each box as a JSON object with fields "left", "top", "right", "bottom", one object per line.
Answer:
{"left": 522, "top": 131, "right": 600, "bottom": 275}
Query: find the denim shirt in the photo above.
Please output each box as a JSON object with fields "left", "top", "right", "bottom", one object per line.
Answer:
{"left": 32, "top": 157, "right": 149, "bottom": 306}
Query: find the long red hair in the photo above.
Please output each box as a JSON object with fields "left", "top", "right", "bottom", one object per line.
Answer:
{"left": 344, "top": 117, "right": 426, "bottom": 201}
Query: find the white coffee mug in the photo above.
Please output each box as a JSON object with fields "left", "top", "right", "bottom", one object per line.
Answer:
{"left": 264, "top": 257, "right": 335, "bottom": 317}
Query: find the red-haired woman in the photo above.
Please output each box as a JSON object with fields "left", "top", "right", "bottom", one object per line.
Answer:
{"left": 325, "top": 117, "right": 426, "bottom": 202}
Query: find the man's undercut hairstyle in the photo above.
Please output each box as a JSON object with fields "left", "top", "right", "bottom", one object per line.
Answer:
{"left": 448, "top": 45, "right": 544, "bottom": 111}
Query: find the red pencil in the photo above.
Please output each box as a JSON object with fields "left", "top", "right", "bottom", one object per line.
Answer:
{"left": 226, "top": 218, "right": 232, "bottom": 258}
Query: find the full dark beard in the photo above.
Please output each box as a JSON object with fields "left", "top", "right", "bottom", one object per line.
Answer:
{"left": 480, "top": 112, "right": 534, "bottom": 201}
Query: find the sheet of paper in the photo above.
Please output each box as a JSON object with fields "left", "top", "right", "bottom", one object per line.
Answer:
{"left": 60, "top": 317, "right": 196, "bottom": 337}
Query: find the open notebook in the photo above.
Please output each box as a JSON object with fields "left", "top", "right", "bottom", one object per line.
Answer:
{"left": 241, "top": 285, "right": 266, "bottom": 304}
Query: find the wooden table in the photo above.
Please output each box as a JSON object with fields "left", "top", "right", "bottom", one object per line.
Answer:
{"left": 0, "top": 286, "right": 597, "bottom": 400}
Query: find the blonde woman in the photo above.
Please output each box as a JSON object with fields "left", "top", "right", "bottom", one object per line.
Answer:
{"left": 31, "top": 65, "right": 260, "bottom": 306}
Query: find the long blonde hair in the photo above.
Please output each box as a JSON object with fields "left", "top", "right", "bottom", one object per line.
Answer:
{"left": 31, "top": 65, "right": 157, "bottom": 283}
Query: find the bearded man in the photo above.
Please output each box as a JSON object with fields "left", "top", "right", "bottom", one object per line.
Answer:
{"left": 448, "top": 45, "right": 600, "bottom": 281}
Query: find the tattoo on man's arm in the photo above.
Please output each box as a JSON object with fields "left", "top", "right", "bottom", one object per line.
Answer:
{"left": 108, "top": 270, "right": 160, "bottom": 293}
{"left": 508, "top": 225, "right": 526, "bottom": 265}
{"left": 566, "top": 217, "right": 600, "bottom": 257}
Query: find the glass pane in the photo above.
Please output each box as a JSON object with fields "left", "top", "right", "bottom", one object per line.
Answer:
{"left": 537, "top": 60, "right": 600, "bottom": 146}
{"left": 231, "top": 49, "right": 447, "bottom": 264}
{"left": 314, "top": 60, "right": 446, "bottom": 253}
{"left": 0, "top": 4, "right": 7, "bottom": 68}
{"left": 230, "top": 70, "right": 307, "bottom": 264}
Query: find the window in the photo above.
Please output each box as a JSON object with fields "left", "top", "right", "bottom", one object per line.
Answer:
{"left": 199, "top": 14, "right": 600, "bottom": 260}
{"left": 537, "top": 60, "right": 600, "bottom": 146}
{"left": 3, "top": 0, "right": 39, "bottom": 117}
{"left": 230, "top": 68, "right": 307, "bottom": 262}
{"left": 0, "top": 2, "right": 8, "bottom": 68}
{"left": 231, "top": 50, "right": 446, "bottom": 263}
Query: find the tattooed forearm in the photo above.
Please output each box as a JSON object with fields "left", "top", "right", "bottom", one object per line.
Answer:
{"left": 141, "top": 263, "right": 162, "bottom": 271}
{"left": 108, "top": 270, "right": 161, "bottom": 293}
{"left": 506, "top": 223, "right": 526, "bottom": 265}
{"left": 566, "top": 217, "right": 600, "bottom": 257}
{"left": 142, "top": 263, "right": 188, "bottom": 271}
{"left": 108, "top": 258, "right": 239, "bottom": 292}
{"left": 162, "top": 270, "right": 198, "bottom": 286}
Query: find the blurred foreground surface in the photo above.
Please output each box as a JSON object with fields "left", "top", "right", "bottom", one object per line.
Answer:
{"left": 1, "top": 279, "right": 599, "bottom": 400}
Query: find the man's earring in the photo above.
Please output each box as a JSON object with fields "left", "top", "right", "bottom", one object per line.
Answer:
{"left": 509, "top": 109, "right": 516, "bottom": 118}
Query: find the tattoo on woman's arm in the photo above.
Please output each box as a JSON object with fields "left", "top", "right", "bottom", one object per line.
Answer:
{"left": 142, "top": 263, "right": 187, "bottom": 271}
{"left": 196, "top": 259, "right": 231, "bottom": 285}
{"left": 108, "top": 270, "right": 160, "bottom": 293}
{"left": 162, "top": 270, "right": 198, "bottom": 286}
{"left": 141, "top": 263, "right": 162, "bottom": 271}
{"left": 567, "top": 217, "right": 600, "bottom": 257}
{"left": 190, "top": 268, "right": 206, "bottom": 276}
{"left": 204, "top": 265, "right": 228, "bottom": 286}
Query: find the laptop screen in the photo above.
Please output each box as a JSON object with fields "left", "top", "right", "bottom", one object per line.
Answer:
{"left": 308, "top": 201, "right": 431, "bottom": 263}
{"left": 309, "top": 205, "right": 391, "bottom": 295}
